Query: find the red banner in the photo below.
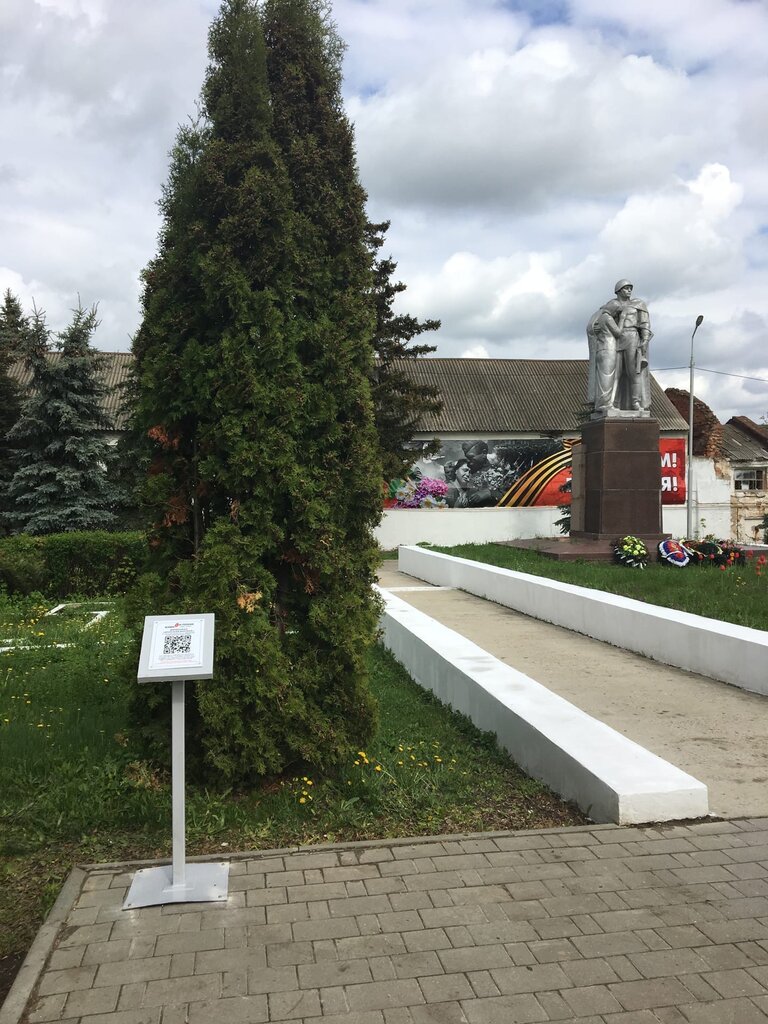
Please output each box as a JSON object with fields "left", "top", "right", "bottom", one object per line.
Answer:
{"left": 660, "top": 438, "right": 686, "bottom": 504}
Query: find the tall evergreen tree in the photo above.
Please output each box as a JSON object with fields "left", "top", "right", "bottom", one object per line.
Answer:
{"left": 128, "top": 0, "right": 381, "bottom": 782}
{"left": 6, "top": 303, "right": 122, "bottom": 534}
{"left": 366, "top": 221, "right": 442, "bottom": 479}
{"left": 0, "top": 290, "right": 25, "bottom": 529}
{"left": 0, "top": 289, "right": 29, "bottom": 362}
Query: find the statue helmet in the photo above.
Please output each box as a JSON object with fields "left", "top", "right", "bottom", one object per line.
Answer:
{"left": 614, "top": 279, "right": 633, "bottom": 294}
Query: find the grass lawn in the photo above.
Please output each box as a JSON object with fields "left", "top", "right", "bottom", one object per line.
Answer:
{"left": 432, "top": 542, "right": 768, "bottom": 631}
{"left": 0, "top": 592, "right": 584, "bottom": 999}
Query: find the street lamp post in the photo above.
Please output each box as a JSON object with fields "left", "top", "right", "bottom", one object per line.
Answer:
{"left": 686, "top": 315, "right": 704, "bottom": 538}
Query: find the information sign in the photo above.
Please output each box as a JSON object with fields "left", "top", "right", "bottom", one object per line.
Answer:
{"left": 137, "top": 614, "right": 214, "bottom": 683}
{"left": 124, "top": 611, "right": 228, "bottom": 910}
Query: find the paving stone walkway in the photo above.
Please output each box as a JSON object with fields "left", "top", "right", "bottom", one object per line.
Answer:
{"left": 9, "top": 818, "right": 768, "bottom": 1024}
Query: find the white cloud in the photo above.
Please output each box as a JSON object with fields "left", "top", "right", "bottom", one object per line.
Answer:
{"left": 0, "top": 0, "right": 766, "bottom": 422}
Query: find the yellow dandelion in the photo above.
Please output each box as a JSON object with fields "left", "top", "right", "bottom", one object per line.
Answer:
{"left": 299, "top": 797, "right": 307, "bottom": 804}
{"left": 397, "top": 760, "right": 404, "bottom": 766}
{"left": 374, "top": 765, "right": 382, "bottom": 772}
{"left": 353, "top": 759, "right": 360, "bottom": 766}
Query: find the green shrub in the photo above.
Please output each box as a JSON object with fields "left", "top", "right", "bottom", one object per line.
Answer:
{"left": 0, "top": 531, "right": 145, "bottom": 597}
{"left": 0, "top": 535, "right": 46, "bottom": 595}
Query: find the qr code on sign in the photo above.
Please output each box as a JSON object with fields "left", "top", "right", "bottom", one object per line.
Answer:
{"left": 163, "top": 634, "right": 192, "bottom": 656}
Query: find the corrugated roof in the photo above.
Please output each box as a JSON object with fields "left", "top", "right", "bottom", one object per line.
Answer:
{"left": 389, "top": 358, "right": 688, "bottom": 433}
{"left": 719, "top": 423, "right": 768, "bottom": 463}
{"left": 8, "top": 351, "right": 133, "bottom": 431}
{"left": 8, "top": 352, "right": 690, "bottom": 436}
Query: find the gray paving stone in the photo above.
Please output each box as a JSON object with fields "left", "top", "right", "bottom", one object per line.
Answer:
{"left": 608, "top": 976, "right": 702, "bottom": 1010}
{"left": 627, "top": 947, "right": 712, "bottom": 978}
{"left": 464, "top": 919, "right": 537, "bottom": 945}
{"left": 561, "top": 983, "right": 624, "bottom": 1016}
{"left": 94, "top": 955, "right": 172, "bottom": 987}
{"left": 26, "top": 993, "right": 68, "bottom": 1023}
{"left": 460, "top": 993, "right": 548, "bottom": 1022}
{"left": 401, "top": 928, "right": 451, "bottom": 953}
{"left": 437, "top": 944, "right": 512, "bottom": 973}
{"left": 245, "top": 965, "right": 299, "bottom": 994}
{"left": 377, "top": 910, "right": 424, "bottom": 933}
{"left": 297, "top": 958, "right": 373, "bottom": 988}
{"left": 37, "top": 964, "right": 97, "bottom": 996}
{"left": 490, "top": 962, "right": 572, "bottom": 994}
{"left": 268, "top": 987, "right": 322, "bottom": 1020}
{"left": 63, "top": 984, "right": 120, "bottom": 1017}
{"left": 560, "top": 955, "right": 620, "bottom": 985}
{"left": 527, "top": 937, "right": 579, "bottom": 963}
{"left": 346, "top": 979, "right": 426, "bottom": 1011}
{"left": 389, "top": 951, "right": 443, "bottom": 979}
{"left": 153, "top": 930, "right": 224, "bottom": 955}
{"left": 467, "top": 969, "right": 501, "bottom": 997}
{"left": 409, "top": 1001, "right": 471, "bottom": 1023}
{"left": 328, "top": 895, "right": 392, "bottom": 918}
{"left": 185, "top": 995, "right": 269, "bottom": 1022}
{"left": 572, "top": 929, "right": 650, "bottom": 958}
{"left": 418, "top": 972, "right": 473, "bottom": 1003}
{"left": 196, "top": 946, "right": 266, "bottom": 974}
{"left": 266, "top": 940, "right": 315, "bottom": 966}
{"left": 48, "top": 946, "right": 85, "bottom": 970}
{"left": 369, "top": 956, "right": 397, "bottom": 982}
{"left": 143, "top": 973, "right": 222, "bottom": 1007}
{"left": 706, "top": 967, "right": 768, "bottom": 997}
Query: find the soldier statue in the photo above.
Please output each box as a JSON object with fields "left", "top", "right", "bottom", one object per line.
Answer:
{"left": 586, "top": 279, "right": 652, "bottom": 416}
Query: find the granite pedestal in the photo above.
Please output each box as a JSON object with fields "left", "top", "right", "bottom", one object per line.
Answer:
{"left": 571, "top": 416, "right": 665, "bottom": 544}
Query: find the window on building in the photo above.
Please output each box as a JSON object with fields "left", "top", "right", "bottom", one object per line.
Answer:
{"left": 734, "top": 467, "right": 766, "bottom": 491}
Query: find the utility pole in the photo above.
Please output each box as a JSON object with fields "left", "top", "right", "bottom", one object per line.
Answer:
{"left": 686, "top": 315, "right": 704, "bottom": 538}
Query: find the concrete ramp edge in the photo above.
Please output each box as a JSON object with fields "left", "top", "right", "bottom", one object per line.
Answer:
{"left": 377, "top": 587, "right": 709, "bottom": 826}
{"left": 398, "top": 545, "right": 768, "bottom": 697}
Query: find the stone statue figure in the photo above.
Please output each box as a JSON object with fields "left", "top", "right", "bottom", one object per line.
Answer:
{"left": 586, "top": 279, "right": 653, "bottom": 417}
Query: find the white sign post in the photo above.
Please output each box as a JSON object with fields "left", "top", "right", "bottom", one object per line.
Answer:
{"left": 123, "top": 613, "right": 229, "bottom": 910}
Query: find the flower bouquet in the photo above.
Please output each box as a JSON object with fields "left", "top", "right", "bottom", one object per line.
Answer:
{"left": 614, "top": 534, "right": 648, "bottom": 569}
{"left": 683, "top": 538, "right": 746, "bottom": 568}
{"left": 658, "top": 538, "right": 694, "bottom": 567}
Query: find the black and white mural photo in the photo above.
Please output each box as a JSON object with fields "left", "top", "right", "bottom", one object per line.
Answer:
{"left": 387, "top": 439, "right": 573, "bottom": 509}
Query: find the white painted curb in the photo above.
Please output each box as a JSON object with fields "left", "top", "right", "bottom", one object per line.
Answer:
{"left": 377, "top": 587, "right": 708, "bottom": 825}
{"left": 398, "top": 546, "right": 768, "bottom": 697}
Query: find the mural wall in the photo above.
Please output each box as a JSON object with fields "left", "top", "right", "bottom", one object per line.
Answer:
{"left": 386, "top": 437, "right": 687, "bottom": 509}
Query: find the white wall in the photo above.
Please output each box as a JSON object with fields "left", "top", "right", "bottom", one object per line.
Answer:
{"left": 687, "top": 456, "right": 732, "bottom": 539}
{"left": 376, "top": 504, "right": 723, "bottom": 550}
{"left": 375, "top": 506, "right": 562, "bottom": 550}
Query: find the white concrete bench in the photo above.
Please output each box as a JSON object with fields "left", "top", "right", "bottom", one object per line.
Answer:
{"left": 398, "top": 545, "right": 768, "bottom": 697}
{"left": 378, "top": 587, "right": 709, "bottom": 825}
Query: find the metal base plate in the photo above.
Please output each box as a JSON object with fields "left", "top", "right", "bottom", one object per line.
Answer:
{"left": 123, "top": 862, "right": 229, "bottom": 910}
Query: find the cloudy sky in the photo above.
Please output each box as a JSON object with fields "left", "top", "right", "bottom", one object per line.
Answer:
{"left": 2, "top": 0, "right": 767, "bottom": 423}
